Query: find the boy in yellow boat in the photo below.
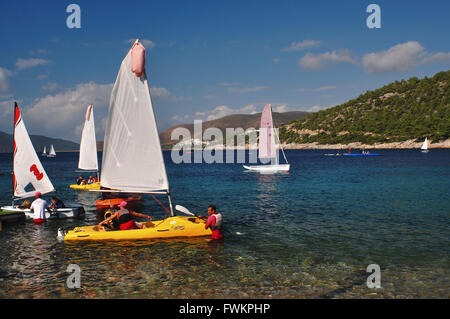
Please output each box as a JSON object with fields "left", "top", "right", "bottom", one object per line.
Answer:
{"left": 98, "top": 201, "right": 152, "bottom": 231}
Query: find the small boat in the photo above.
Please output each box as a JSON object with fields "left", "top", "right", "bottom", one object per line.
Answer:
{"left": 69, "top": 105, "right": 100, "bottom": 190}
{"left": 95, "top": 195, "right": 143, "bottom": 212}
{"left": 47, "top": 144, "right": 56, "bottom": 158}
{"left": 243, "top": 104, "right": 290, "bottom": 173}
{"left": 0, "top": 103, "right": 85, "bottom": 220}
{"left": 62, "top": 39, "right": 211, "bottom": 241}
{"left": 421, "top": 137, "right": 429, "bottom": 153}
{"left": 64, "top": 216, "right": 210, "bottom": 241}
{"left": 41, "top": 146, "right": 47, "bottom": 156}
{"left": 70, "top": 182, "right": 100, "bottom": 190}
{"left": 343, "top": 153, "right": 380, "bottom": 156}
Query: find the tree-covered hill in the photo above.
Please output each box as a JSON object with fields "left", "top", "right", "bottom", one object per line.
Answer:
{"left": 280, "top": 70, "right": 449, "bottom": 145}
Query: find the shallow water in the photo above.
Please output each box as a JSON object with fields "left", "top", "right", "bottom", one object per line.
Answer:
{"left": 0, "top": 150, "right": 449, "bottom": 298}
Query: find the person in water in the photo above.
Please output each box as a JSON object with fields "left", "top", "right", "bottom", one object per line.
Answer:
{"left": 204, "top": 204, "right": 223, "bottom": 240}
{"left": 48, "top": 197, "right": 66, "bottom": 209}
{"left": 30, "top": 192, "right": 51, "bottom": 224}
{"left": 98, "top": 201, "right": 152, "bottom": 231}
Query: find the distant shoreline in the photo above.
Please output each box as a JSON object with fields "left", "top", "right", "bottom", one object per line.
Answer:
{"left": 0, "top": 139, "right": 448, "bottom": 153}
{"left": 162, "top": 138, "right": 450, "bottom": 150}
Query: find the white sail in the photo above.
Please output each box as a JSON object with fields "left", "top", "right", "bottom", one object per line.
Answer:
{"left": 421, "top": 137, "right": 428, "bottom": 150}
{"left": 42, "top": 146, "right": 47, "bottom": 155}
{"left": 78, "top": 104, "right": 98, "bottom": 171}
{"left": 48, "top": 144, "right": 56, "bottom": 156}
{"left": 100, "top": 41, "right": 169, "bottom": 193}
{"left": 13, "top": 103, "right": 55, "bottom": 198}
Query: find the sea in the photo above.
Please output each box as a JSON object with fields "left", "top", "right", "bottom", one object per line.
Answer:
{"left": 0, "top": 149, "right": 448, "bottom": 299}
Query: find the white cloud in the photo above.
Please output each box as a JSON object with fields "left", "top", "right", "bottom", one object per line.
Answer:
{"left": 15, "top": 58, "right": 50, "bottom": 70}
{"left": 297, "top": 85, "right": 337, "bottom": 92}
{"left": 422, "top": 51, "right": 450, "bottom": 64}
{"left": 218, "top": 82, "right": 240, "bottom": 87}
{"left": 227, "top": 86, "right": 267, "bottom": 94}
{"left": 299, "top": 49, "right": 357, "bottom": 71}
{"left": 150, "top": 87, "right": 171, "bottom": 99}
{"left": 171, "top": 104, "right": 259, "bottom": 123}
{"left": 282, "top": 40, "right": 321, "bottom": 52}
{"left": 41, "top": 82, "right": 60, "bottom": 92}
{"left": 0, "top": 67, "right": 12, "bottom": 93}
{"left": 362, "top": 41, "right": 426, "bottom": 74}
{"left": 23, "top": 81, "right": 113, "bottom": 141}
{"left": 125, "top": 38, "right": 156, "bottom": 49}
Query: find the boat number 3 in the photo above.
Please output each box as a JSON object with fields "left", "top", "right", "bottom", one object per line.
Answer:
{"left": 30, "top": 164, "right": 44, "bottom": 181}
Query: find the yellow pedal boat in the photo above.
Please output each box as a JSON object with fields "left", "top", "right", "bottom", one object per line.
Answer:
{"left": 69, "top": 182, "right": 100, "bottom": 190}
{"left": 63, "top": 216, "right": 212, "bottom": 241}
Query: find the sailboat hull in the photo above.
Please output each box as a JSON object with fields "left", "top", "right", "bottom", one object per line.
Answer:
{"left": 0, "top": 204, "right": 85, "bottom": 219}
{"left": 69, "top": 182, "right": 100, "bottom": 190}
{"left": 243, "top": 164, "right": 290, "bottom": 173}
{"left": 63, "top": 216, "right": 212, "bottom": 241}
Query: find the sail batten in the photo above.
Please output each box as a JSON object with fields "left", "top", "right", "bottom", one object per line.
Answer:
{"left": 78, "top": 104, "right": 99, "bottom": 171}
{"left": 100, "top": 42, "right": 169, "bottom": 192}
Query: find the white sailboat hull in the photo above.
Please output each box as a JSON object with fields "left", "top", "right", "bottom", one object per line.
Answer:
{"left": 243, "top": 164, "right": 290, "bottom": 173}
{"left": 0, "top": 203, "right": 85, "bottom": 219}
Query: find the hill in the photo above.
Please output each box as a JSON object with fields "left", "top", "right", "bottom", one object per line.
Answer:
{"left": 159, "top": 111, "right": 309, "bottom": 148}
{"left": 280, "top": 70, "right": 450, "bottom": 146}
{"left": 0, "top": 131, "right": 79, "bottom": 153}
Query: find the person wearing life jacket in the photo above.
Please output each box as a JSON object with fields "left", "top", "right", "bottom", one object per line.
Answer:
{"left": 98, "top": 201, "right": 152, "bottom": 231}
{"left": 204, "top": 204, "right": 223, "bottom": 240}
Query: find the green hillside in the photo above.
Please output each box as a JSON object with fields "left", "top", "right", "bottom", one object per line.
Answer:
{"left": 280, "top": 70, "right": 450, "bottom": 145}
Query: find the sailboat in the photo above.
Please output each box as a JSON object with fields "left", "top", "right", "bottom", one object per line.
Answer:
{"left": 69, "top": 105, "right": 100, "bottom": 190}
{"left": 0, "top": 102, "right": 85, "bottom": 219}
{"left": 243, "top": 104, "right": 290, "bottom": 173}
{"left": 47, "top": 144, "right": 56, "bottom": 158}
{"left": 63, "top": 39, "right": 212, "bottom": 241}
{"left": 41, "top": 146, "right": 47, "bottom": 156}
{"left": 421, "top": 137, "right": 429, "bottom": 153}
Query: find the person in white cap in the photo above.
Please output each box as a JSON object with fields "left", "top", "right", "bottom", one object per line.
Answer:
{"left": 30, "top": 192, "right": 50, "bottom": 224}
{"left": 98, "top": 201, "right": 152, "bottom": 231}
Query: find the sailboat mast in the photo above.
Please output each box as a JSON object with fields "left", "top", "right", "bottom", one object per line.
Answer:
{"left": 167, "top": 192, "right": 174, "bottom": 217}
{"left": 11, "top": 102, "right": 17, "bottom": 206}
{"left": 273, "top": 126, "right": 288, "bottom": 164}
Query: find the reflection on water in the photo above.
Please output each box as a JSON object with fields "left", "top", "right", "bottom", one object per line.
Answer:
{"left": 0, "top": 151, "right": 449, "bottom": 298}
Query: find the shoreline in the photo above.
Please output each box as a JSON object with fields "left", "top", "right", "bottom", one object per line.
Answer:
{"left": 162, "top": 138, "right": 450, "bottom": 150}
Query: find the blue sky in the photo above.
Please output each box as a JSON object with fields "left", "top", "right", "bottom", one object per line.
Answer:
{"left": 0, "top": 0, "right": 449, "bottom": 142}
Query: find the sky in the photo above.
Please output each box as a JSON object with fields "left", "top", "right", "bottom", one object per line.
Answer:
{"left": 0, "top": 0, "right": 449, "bottom": 142}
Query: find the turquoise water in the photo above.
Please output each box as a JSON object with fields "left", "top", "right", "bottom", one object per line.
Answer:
{"left": 0, "top": 150, "right": 448, "bottom": 298}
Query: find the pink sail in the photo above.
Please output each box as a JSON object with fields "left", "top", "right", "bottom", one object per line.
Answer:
{"left": 85, "top": 104, "right": 92, "bottom": 120}
{"left": 131, "top": 42, "right": 146, "bottom": 77}
{"left": 258, "top": 104, "right": 276, "bottom": 160}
